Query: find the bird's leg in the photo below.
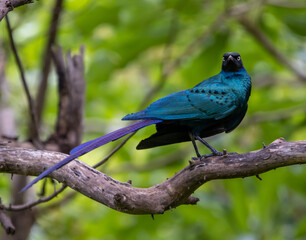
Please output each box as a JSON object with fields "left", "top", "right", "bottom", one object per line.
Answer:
{"left": 188, "top": 132, "right": 201, "bottom": 159}
{"left": 194, "top": 135, "right": 223, "bottom": 157}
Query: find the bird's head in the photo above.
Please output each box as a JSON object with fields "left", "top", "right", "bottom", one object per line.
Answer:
{"left": 222, "top": 52, "right": 243, "bottom": 72}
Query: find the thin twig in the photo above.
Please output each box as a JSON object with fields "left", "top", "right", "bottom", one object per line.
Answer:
{"left": 237, "top": 16, "right": 306, "bottom": 82}
{"left": 35, "top": 0, "right": 64, "bottom": 126}
{"left": 38, "top": 191, "right": 76, "bottom": 214}
{"left": 0, "top": 185, "right": 67, "bottom": 211}
{"left": 5, "top": 15, "right": 41, "bottom": 144}
{"left": 93, "top": 133, "right": 135, "bottom": 169}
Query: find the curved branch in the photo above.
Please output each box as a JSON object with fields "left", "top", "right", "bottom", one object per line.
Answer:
{"left": 5, "top": 15, "right": 41, "bottom": 144}
{"left": 0, "top": 0, "right": 33, "bottom": 22}
{"left": 1, "top": 185, "right": 67, "bottom": 211}
{"left": 0, "top": 138, "right": 305, "bottom": 214}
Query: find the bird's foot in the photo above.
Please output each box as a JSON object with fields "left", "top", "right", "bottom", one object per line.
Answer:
{"left": 221, "top": 149, "right": 238, "bottom": 156}
{"left": 192, "top": 156, "right": 200, "bottom": 161}
{"left": 200, "top": 151, "right": 223, "bottom": 158}
{"left": 201, "top": 150, "right": 238, "bottom": 159}
{"left": 193, "top": 150, "right": 238, "bottom": 160}
{"left": 192, "top": 151, "right": 202, "bottom": 161}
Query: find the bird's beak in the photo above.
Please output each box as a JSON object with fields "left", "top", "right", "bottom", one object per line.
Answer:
{"left": 228, "top": 55, "right": 233, "bottom": 61}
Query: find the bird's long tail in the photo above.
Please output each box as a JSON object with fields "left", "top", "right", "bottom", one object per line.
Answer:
{"left": 21, "top": 119, "right": 162, "bottom": 192}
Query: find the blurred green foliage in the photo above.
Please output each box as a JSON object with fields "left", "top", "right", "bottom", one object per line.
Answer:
{"left": 1, "top": 0, "right": 306, "bottom": 239}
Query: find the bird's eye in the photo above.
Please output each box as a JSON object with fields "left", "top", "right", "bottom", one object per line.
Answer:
{"left": 237, "top": 56, "right": 241, "bottom": 61}
{"left": 223, "top": 57, "right": 225, "bottom": 62}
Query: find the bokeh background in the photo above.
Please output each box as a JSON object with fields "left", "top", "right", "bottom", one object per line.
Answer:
{"left": 1, "top": 0, "right": 306, "bottom": 239}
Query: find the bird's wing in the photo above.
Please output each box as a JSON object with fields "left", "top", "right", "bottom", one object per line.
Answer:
{"left": 186, "top": 84, "right": 239, "bottom": 120}
{"left": 123, "top": 84, "right": 240, "bottom": 121}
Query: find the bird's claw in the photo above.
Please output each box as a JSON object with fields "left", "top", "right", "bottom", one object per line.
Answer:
{"left": 199, "top": 151, "right": 238, "bottom": 159}
{"left": 214, "top": 151, "right": 224, "bottom": 156}
{"left": 200, "top": 151, "right": 222, "bottom": 158}
{"left": 192, "top": 156, "right": 200, "bottom": 161}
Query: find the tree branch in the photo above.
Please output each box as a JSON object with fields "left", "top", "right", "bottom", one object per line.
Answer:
{"left": 0, "top": 209, "right": 15, "bottom": 235}
{"left": 47, "top": 46, "right": 85, "bottom": 153}
{"left": 1, "top": 185, "right": 67, "bottom": 212}
{"left": 237, "top": 16, "right": 306, "bottom": 82}
{"left": 5, "top": 15, "right": 41, "bottom": 145}
{"left": 0, "top": 0, "right": 33, "bottom": 22}
{"left": 35, "top": 0, "right": 64, "bottom": 126}
{"left": 0, "top": 138, "right": 305, "bottom": 215}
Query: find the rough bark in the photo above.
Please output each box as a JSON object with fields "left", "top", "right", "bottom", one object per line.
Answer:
{"left": 47, "top": 46, "right": 85, "bottom": 153}
{"left": 0, "top": 138, "right": 305, "bottom": 215}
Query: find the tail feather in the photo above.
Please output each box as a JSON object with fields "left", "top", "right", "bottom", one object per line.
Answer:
{"left": 21, "top": 119, "right": 162, "bottom": 192}
{"left": 70, "top": 138, "right": 97, "bottom": 155}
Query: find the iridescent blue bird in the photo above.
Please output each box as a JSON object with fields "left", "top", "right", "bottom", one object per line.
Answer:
{"left": 22, "top": 52, "right": 251, "bottom": 192}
